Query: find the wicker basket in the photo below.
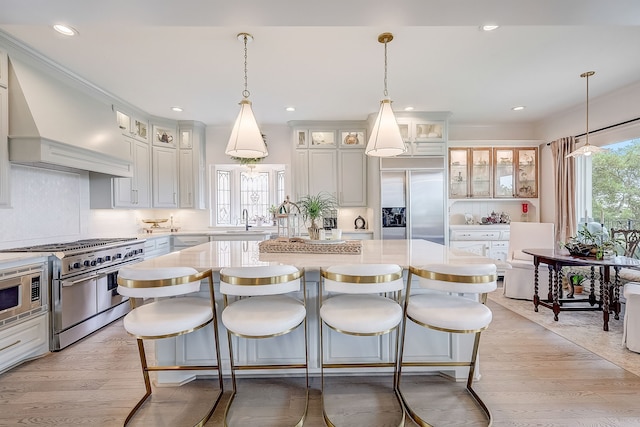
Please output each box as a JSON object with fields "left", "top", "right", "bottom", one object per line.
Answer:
{"left": 258, "top": 238, "right": 362, "bottom": 254}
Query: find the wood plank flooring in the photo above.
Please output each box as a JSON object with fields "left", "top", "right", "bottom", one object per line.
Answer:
{"left": 1, "top": 300, "right": 640, "bottom": 426}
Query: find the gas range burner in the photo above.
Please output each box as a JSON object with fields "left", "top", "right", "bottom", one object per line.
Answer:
{"left": 5, "top": 238, "right": 139, "bottom": 253}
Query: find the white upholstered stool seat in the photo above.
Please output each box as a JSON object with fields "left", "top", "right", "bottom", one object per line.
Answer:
{"left": 398, "top": 263, "right": 497, "bottom": 427}
{"left": 219, "top": 264, "right": 308, "bottom": 427}
{"left": 123, "top": 297, "right": 212, "bottom": 338}
{"left": 116, "top": 267, "right": 223, "bottom": 427}
{"left": 319, "top": 263, "right": 405, "bottom": 427}
{"left": 407, "top": 293, "right": 492, "bottom": 332}
{"left": 623, "top": 283, "right": 640, "bottom": 353}
{"left": 222, "top": 294, "right": 306, "bottom": 337}
{"left": 321, "top": 294, "right": 403, "bottom": 334}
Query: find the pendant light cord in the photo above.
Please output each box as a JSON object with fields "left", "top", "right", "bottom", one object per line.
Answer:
{"left": 243, "top": 34, "right": 250, "bottom": 99}
{"left": 383, "top": 39, "right": 389, "bottom": 97}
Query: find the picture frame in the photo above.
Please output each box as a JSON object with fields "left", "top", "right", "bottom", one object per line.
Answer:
{"left": 295, "top": 130, "right": 308, "bottom": 148}
{"left": 310, "top": 131, "right": 336, "bottom": 147}
{"left": 340, "top": 130, "right": 366, "bottom": 147}
{"left": 153, "top": 125, "right": 176, "bottom": 147}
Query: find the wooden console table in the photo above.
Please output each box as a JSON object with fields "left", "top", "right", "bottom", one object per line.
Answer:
{"left": 523, "top": 248, "right": 640, "bottom": 331}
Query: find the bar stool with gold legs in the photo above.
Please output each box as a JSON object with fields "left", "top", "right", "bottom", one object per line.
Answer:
{"left": 319, "top": 263, "right": 405, "bottom": 427}
{"left": 219, "top": 265, "right": 309, "bottom": 427}
{"left": 116, "top": 267, "right": 223, "bottom": 427}
{"left": 397, "top": 263, "right": 497, "bottom": 427}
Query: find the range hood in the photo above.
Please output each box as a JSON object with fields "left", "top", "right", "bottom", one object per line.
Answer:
{"left": 7, "top": 57, "right": 132, "bottom": 177}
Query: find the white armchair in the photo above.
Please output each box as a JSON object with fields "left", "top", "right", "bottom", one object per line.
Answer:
{"left": 503, "top": 222, "right": 555, "bottom": 300}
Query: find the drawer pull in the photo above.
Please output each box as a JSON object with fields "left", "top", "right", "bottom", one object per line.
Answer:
{"left": 0, "top": 340, "right": 21, "bottom": 353}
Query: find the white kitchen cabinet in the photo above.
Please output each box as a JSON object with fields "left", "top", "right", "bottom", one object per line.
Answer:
{"left": 143, "top": 235, "right": 172, "bottom": 259}
{"left": 0, "top": 48, "right": 7, "bottom": 88}
{"left": 156, "top": 275, "right": 474, "bottom": 382}
{"left": 293, "top": 150, "right": 309, "bottom": 201}
{"left": 178, "top": 121, "right": 206, "bottom": 209}
{"left": 113, "top": 139, "right": 150, "bottom": 207}
{"left": 308, "top": 150, "right": 338, "bottom": 198}
{"left": 115, "top": 109, "right": 149, "bottom": 143}
{"left": 338, "top": 150, "right": 366, "bottom": 206}
{"left": 0, "top": 313, "right": 48, "bottom": 374}
{"left": 397, "top": 118, "right": 446, "bottom": 144}
{"left": 292, "top": 122, "right": 368, "bottom": 207}
{"left": 449, "top": 225, "right": 510, "bottom": 273}
{"left": 172, "top": 234, "right": 210, "bottom": 250}
{"left": 152, "top": 146, "right": 178, "bottom": 208}
{"left": 0, "top": 86, "right": 9, "bottom": 207}
{"left": 449, "top": 240, "right": 489, "bottom": 256}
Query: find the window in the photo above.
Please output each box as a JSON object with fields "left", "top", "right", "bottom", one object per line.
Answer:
{"left": 211, "top": 164, "right": 286, "bottom": 226}
{"left": 592, "top": 138, "right": 640, "bottom": 227}
{"left": 578, "top": 138, "right": 640, "bottom": 227}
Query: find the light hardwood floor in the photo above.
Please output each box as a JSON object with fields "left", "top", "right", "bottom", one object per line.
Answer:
{"left": 1, "top": 300, "right": 640, "bottom": 426}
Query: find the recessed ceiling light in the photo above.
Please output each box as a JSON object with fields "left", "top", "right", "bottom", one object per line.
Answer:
{"left": 480, "top": 25, "right": 500, "bottom": 32}
{"left": 171, "top": 106, "right": 183, "bottom": 112}
{"left": 404, "top": 106, "right": 414, "bottom": 111}
{"left": 53, "top": 24, "right": 78, "bottom": 36}
{"left": 512, "top": 106, "right": 525, "bottom": 111}
{"left": 285, "top": 107, "right": 296, "bottom": 112}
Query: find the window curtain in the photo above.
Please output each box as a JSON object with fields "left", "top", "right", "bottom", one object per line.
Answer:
{"left": 551, "top": 136, "right": 576, "bottom": 243}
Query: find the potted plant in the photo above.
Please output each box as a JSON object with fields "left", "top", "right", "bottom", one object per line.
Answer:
{"left": 296, "top": 192, "right": 337, "bottom": 239}
{"left": 566, "top": 272, "right": 585, "bottom": 297}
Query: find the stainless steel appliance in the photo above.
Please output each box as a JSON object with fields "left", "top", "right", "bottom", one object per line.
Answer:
{"left": 4, "top": 238, "right": 145, "bottom": 350}
{"left": 0, "top": 265, "right": 43, "bottom": 324}
{"left": 381, "top": 157, "right": 446, "bottom": 244}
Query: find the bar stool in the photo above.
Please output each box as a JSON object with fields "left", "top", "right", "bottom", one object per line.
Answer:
{"left": 397, "top": 263, "right": 497, "bottom": 427}
{"left": 219, "top": 265, "right": 308, "bottom": 427}
{"left": 116, "top": 267, "right": 223, "bottom": 427}
{"left": 319, "top": 263, "right": 405, "bottom": 427}
{"left": 623, "top": 282, "right": 640, "bottom": 353}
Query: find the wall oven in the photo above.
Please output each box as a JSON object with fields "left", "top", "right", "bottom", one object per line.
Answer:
{"left": 0, "top": 265, "right": 43, "bottom": 324}
{"left": 4, "top": 238, "right": 145, "bottom": 351}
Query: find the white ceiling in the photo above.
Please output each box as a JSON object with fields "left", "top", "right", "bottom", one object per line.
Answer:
{"left": 2, "top": 0, "right": 640, "bottom": 128}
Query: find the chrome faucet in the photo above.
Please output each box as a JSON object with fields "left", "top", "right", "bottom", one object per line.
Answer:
{"left": 242, "top": 209, "right": 250, "bottom": 231}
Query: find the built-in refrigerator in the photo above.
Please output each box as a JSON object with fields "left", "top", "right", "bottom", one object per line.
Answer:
{"left": 381, "top": 157, "right": 446, "bottom": 244}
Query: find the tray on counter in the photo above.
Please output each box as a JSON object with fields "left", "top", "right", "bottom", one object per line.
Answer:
{"left": 258, "top": 238, "right": 362, "bottom": 254}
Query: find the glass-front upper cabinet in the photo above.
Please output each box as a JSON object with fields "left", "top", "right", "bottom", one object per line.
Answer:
{"left": 493, "top": 147, "right": 538, "bottom": 198}
{"left": 449, "top": 147, "right": 492, "bottom": 198}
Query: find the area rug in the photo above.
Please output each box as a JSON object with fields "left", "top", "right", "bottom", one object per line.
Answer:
{"left": 488, "top": 289, "right": 640, "bottom": 377}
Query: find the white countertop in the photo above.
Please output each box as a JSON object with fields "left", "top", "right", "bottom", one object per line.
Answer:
{"left": 132, "top": 239, "right": 496, "bottom": 272}
{"left": 138, "top": 228, "right": 373, "bottom": 239}
{"left": 449, "top": 224, "right": 510, "bottom": 230}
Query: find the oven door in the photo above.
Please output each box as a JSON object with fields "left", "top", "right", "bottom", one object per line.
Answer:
{"left": 60, "top": 274, "right": 99, "bottom": 331}
{"left": 96, "top": 267, "right": 129, "bottom": 313}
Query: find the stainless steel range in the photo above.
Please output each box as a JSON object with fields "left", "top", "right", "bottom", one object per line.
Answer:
{"left": 4, "top": 238, "right": 145, "bottom": 350}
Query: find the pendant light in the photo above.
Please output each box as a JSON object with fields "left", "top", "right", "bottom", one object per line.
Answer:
{"left": 566, "top": 71, "right": 605, "bottom": 158}
{"left": 226, "top": 33, "right": 268, "bottom": 159}
{"left": 365, "top": 33, "right": 406, "bottom": 157}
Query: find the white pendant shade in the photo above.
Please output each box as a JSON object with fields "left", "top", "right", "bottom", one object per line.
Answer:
{"left": 566, "top": 143, "right": 605, "bottom": 158}
{"left": 225, "top": 99, "right": 268, "bottom": 158}
{"left": 365, "top": 99, "right": 406, "bottom": 157}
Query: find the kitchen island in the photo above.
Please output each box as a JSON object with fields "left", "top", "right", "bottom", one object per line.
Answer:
{"left": 128, "top": 239, "right": 496, "bottom": 384}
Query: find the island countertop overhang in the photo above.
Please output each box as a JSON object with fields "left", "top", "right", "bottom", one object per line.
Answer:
{"left": 132, "top": 239, "right": 497, "bottom": 272}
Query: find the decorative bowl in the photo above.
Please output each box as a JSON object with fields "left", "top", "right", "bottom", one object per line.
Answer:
{"left": 564, "top": 242, "right": 597, "bottom": 257}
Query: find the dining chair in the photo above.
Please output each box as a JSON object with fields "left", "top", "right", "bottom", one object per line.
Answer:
{"left": 503, "top": 222, "right": 555, "bottom": 300}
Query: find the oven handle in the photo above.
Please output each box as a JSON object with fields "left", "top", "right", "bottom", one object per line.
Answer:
{"left": 61, "top": 274, "right": 99, "bottom": 287}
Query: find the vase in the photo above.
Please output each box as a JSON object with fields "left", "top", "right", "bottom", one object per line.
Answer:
{"left": 308, "top": 226, "right": 320, "bottom": 240}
